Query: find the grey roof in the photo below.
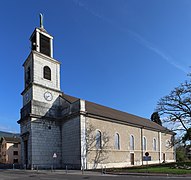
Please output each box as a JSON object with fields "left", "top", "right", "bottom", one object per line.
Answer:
{"left": 62, "top": 94, "right": 174, "bottom": 134}
{"left": 2, "top": 136, "right": 21, "bottom": 143}
{"left": 62, "top": 93, "right": 79, "bottom": 103}
{"left": 0, "top": 131, "right": 20, "bottom": 138}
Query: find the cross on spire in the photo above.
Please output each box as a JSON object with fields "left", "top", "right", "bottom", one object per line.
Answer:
{"left": 39, "top": 13, "right": 44, "bottom": 29}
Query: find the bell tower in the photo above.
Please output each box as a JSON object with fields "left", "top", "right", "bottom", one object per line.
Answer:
{"left": 22, "top": 14, "right": 61, "bottom": 106}
{"left": 18, "top": 14, "right": 62, "bottom": 169}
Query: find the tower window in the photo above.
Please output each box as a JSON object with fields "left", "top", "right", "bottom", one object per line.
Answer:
{"left": 43, "top": 66, "right": 51, "bottom": 80}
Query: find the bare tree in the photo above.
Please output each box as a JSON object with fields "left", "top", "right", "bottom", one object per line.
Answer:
{"left": 156, "top": 79, "right": 191, "bottom": 142}
{"left": 84, "top": 123, "right": 110, "bottom": 169}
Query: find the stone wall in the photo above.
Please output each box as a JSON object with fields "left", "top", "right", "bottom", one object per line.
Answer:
{"left": 30, "top": 118, "right": 62, "bottom": 168}
{"left": 161, "top": 133, "right": 175, "bottom": 162}
{"left": 62, "top": 116, "right": 81, "bottom": 169}
{"left": 86, "top": 117, "right": 175, "bottom": 169}
{"left": 20, "top": 118, "right": 32, "bottom": 168}
{"left": 33, "top": 52, "right": 60, "bottom": 91}
{"left": 32, "top": 85, "right": 61, "bottom": 105}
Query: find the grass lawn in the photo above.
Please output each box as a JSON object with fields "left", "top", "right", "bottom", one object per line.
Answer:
{"left": 107, "top": 162, "right": 191, "bottom": 175}
{"left": 126, "top": 166, "right": 191, "bottom": 174}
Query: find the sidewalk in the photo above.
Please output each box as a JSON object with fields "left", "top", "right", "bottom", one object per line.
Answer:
{"left": 34, "top": 169, "right": 191, "bottom": 177}
{"left": 3, "top": 169, "right": 191, "bottom": 177}
{"left": 48, "top": 169, "right": 103, "bottom": 175}
{"left": 32, "top": 169, "right": 105, "bottom": 176}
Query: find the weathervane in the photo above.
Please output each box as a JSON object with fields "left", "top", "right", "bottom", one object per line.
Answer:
{"left": 39, "top": 13, "right": 44, "bottom": 29}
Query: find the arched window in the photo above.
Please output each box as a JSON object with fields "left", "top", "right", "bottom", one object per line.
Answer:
{"left": 114, "top": 133, "right": 120, "bottom": 150}
{"left": 43, "top": 66, "right": 51, "bottom": 80}
{"left": 143, "top": 137, "right": 147, "bottom": 151}
{"left": 153, "top": 138, "right": 157, "bottom": 151}
{"left": 130, "top": 135, "right": 134, "bottom": 150}
{"left": 96, "top": 130, "right": 101, "bottom": 149}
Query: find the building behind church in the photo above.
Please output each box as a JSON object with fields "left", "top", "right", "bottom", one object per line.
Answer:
{"left": 0, "top": 136, "right": 21, "bottom": 165}
{"left": 18, "top": 17, "right": 175, "bottom": 170}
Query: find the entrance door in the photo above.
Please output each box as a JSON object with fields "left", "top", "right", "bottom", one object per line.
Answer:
{"left": 24, "top": 140, "right": 28, "bottom": 167}
{"left": 163, "top": 153, "right": 166, "bottom": 162}
{"left": 130, "top": 153, "right": 134, "bottom": 165}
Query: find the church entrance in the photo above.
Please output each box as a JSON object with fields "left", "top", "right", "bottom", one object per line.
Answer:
{"left": 130, "top": 153, "right": 134, "bottom": 165}
{"left": 24, "top": 140, "right": 28, "bottom": 167}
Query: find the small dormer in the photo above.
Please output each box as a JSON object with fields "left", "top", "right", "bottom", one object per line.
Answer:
{"left": 30, "top": 14, "right": 53, "bottom": 58}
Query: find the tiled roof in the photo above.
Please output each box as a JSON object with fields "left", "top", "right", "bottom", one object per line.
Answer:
{"left": 85, "top": 101, "right": 172, "bottom": 133}
{"left": 2, "top": 136, "right": 21, "bottom": 143}
{"left": 62, "top": 93, "right": 79, "bottom": 103}
{"left": 0, "top": 131, "right": 20, "bottom": 138}
{"left": 62, "top": 94, "right": 174, "bottom": 134}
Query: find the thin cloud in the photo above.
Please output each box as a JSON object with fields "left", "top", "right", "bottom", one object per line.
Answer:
{"left": 72, "top": 0, "right": 114, "bottom": 24}
{"left": 72, "top": 0, "right": 188, "bottom": 74}
{"left": 127, "top": 30, "right": 188, "bottom": 73}
{"left": 0, "top": 125, "right": 15, "bottom": 133}
{"left": 73, "top": 0, "right": 103, "bottom": 19}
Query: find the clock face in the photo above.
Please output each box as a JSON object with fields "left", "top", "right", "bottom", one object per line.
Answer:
{"left": 44, "top": 91, "right": 53, "bottom": 101}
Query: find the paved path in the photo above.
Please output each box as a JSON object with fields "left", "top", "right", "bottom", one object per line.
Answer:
{"left": 0, "top": 169, "right": 191, "bottom": 180}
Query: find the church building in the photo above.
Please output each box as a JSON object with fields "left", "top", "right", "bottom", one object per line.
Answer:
{"left": 18, "top": 17, "right": 175, "bottom": 170}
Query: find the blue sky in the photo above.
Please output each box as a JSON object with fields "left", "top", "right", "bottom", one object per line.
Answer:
{"left": 0, "top": 0, "right": 190, "bottom": 133}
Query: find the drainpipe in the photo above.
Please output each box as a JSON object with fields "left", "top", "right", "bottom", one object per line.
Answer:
{"left": 141, "top": 127, "right": 143, "bottom": 165}
{"left": 80, "top": 100, "right": 87, "bottom": 170}
{"left": 158, "top": 131, "right": 162, "bottom": 163}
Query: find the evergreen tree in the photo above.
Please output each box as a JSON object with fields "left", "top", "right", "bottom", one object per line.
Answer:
{"left": 151, "top": 112, "right": 162, "bottom": 126}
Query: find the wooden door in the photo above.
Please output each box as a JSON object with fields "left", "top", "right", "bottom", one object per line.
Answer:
{"left": 130, "top": 153, "right": 134, "bottom": 165}
{"left": 163, "top": 153, "right": 166, "bottom": 162}
{"left": 24, "top": 140, "right": 28, "bottom": 167}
